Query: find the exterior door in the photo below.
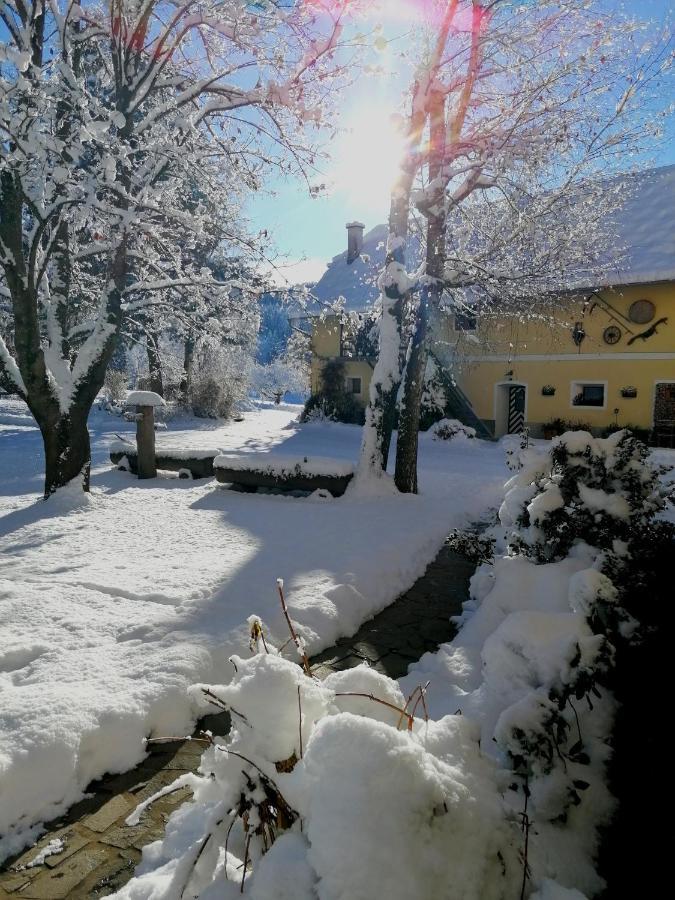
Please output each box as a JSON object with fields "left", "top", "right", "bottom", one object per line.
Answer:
{"left": 654, "top": 383, "right": 675, "bottom": 447}
{"left": 507, "top": 385, "right": 526, "bottom": 434}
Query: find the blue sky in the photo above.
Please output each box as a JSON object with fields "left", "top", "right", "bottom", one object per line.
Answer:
{"left": 248, "top": 0, "right": 674, "bottom": 285}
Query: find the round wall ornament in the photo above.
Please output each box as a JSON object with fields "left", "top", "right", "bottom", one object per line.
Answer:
{"left": 628, "top": 299, "right": 655, "bottom": 324}
{"left": 603, "top": 325, "right": 621, "bottom": 345}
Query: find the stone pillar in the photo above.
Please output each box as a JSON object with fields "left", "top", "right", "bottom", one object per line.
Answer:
{"left": 136, "top": 404, "right": 156, "bottom": 479}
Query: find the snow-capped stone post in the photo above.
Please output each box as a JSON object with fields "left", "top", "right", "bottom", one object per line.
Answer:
{"left": 127, "top": 391, "right": 165, "bottom": 480}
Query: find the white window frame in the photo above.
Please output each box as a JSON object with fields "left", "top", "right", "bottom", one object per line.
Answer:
{"left": 570, "top": 380, "right": 607, "bottom": 410}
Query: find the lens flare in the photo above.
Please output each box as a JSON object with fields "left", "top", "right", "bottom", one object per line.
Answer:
{"left": 331, "top": 104, "right": 407, "bottom": 216}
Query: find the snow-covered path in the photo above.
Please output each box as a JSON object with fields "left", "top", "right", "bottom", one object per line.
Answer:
{"left": 0, "top": 401, "right": 508, "bottom": 858}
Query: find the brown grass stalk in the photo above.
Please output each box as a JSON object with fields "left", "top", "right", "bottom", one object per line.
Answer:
{"left": 276, "top": 578, "right": 312, "bottom": 676}
{"left": 334, "top": 691, "right": 417, "bottom": 731}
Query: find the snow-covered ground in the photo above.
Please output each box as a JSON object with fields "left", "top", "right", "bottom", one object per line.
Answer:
{"left": 0, "top": 399, "right": 508, "bottom": 859}
{"left": 106, "top": 430, "right": 673, "bottom": 900}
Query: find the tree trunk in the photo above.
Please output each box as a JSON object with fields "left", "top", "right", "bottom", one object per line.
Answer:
{"left": 41, "top": 407, "right": 91, "bottom": 497}
{"left": 356, "top": 122, "right": 427, "bottom": 480}
{"left": 180, "top": 337, "right": 194, "bottom": 402}
{"left": 146, "top": 328, "right": 164, "bottom": 397}
{"left": 394, "top": 292, "right": 430, "bottom": 493}
{"left": 356, "top": 5, "right": 461, "bottom": 482}
{"left": 395, "top": 88, "right": 447, "bottom": 494}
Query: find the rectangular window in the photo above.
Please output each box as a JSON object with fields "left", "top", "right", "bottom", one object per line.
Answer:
{"left": 571, "top": 382, "right": 605, "bottom": 408}
{"left": 454, "top": 310, "right": 477, "bottom": 332}
{"left": 346, "top": 377, "right": 362, "bottom": 396}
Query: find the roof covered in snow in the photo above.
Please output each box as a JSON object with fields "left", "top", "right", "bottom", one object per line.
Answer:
{"left": 308, "top": 225, "right": 422, "bottom": 314}
{"left": 309, "top": 224, "right": 387, "bottom": 314}
{"left": 306, "top": 166, "right": 675, "bottom": 309}
{"left": 591, "top": 164, "right": 675, "bottom": 288}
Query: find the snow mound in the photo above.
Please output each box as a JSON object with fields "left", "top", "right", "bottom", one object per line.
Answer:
{"left": 295, "top": 713, "right": 517, "bottom": 900}
{"left": 431, "top": 418, "right": 477, "bottom": 441}
{"left": 110, "top": 656, "right": 520, "bottom": 900}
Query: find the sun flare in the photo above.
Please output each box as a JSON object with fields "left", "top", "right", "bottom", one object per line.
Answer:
{"left": 332, "top": 105, "right": 407, "bottom": 217}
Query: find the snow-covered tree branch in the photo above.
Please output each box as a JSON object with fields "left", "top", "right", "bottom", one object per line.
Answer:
{"left": 0, "top": 0, "right": 364, "bottom": 495}
{"left": 354, "top": 0, "right": 672, "bottom": 493}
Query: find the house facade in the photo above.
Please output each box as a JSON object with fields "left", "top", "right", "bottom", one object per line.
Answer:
{"left": 309, "top": 165, "right": 675, "bottom": 442}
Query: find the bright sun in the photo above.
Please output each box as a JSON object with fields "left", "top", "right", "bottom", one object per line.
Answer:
{"left": 331, "top": 105, "right": 406, "bottom": 217}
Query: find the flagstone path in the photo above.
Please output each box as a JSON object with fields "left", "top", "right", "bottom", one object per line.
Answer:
{"left": 0, "top": 540, "right": 476, "bottom": 898}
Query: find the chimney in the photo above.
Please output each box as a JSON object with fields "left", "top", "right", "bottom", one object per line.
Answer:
{"left": 346, "top": 221, "right": 365, "bottom": 264}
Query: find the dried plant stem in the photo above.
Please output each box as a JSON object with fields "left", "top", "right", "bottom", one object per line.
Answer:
{"left": 397, "top": 686, "right": 421, "bottom": 730}
{"left": 276, "top": 579, "right": 311, "bottom": 676}
{"left": 201, "top": 687, "right": 251, "bottom": 726}
{"left": 519, "top": 779, "right": 532, "bottom": 900}
{"left": 297, "top": 685, "right": 304, "bottom": 759}
{"left": 240, "top": 833, "right": 252, "bottom": 893}
{"left": 249, "top": 618, "right": 270, "bottom": 654}
{"left": 223, "top": 816, "right": 237, "bottom": 882}
{"left": 335, "top": 692, "right": 416, "bottom": 731}
{"left": 146, "top": 736, "right": 212, "bottom": 747}
{"left": 410, "top": 681, "right": 431, "bottom": 723}
{"left": 180, "top": 817, "right": 224, "bottom": 899}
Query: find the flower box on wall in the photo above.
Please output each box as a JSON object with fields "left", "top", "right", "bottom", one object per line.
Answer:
{"left": 620, "top": 386, "right": 637, "bottom": 398}
{"left": 541, "top": 385, "right": 556, "bottom": 396}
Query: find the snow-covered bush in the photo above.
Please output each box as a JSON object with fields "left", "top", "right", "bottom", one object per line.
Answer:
{"left": 477, "top": 428, "right": 673, "bottom": 880}
{"left": 188, "top": 344, "right": 252, "bottom": 419}
{"left": 502, "top": 430, "right": 666, "bottom": 566}
{"left": 431, "top": 418, "right": 476, "bottom": 442}
{"left": 301, "top": 359, "right": 364, "bottom": 425}
{"left": 103, "top": 369, "right": 128, "bottom": 406}
{"left": 301, "top": 400, "right": 337, "bottom": 423}
{"left": 446, "top": 529, "right": 495, "bottom": 564}
{"left": 115, "top": 652, "right": 521, "bottom": 900}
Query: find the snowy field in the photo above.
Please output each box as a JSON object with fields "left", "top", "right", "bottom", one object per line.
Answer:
{"left": 0, "top": 399, "right": 508, "bottom": 859}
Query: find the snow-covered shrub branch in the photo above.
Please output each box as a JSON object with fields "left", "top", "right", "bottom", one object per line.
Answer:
{"left": 502, "top": 430, "right": 668, "bottom": 572}
{"left": 187, "top": 340, "right": 253, "bottom": 419}
{"left": 114, "top": 650, "right": 522, "bottom": 900}
{"left": 446, "top": 528, "right": 495, "bottom": 564}
{"left": 465, "top": 429, "right": 673, "bottom": 892}
{"left": 431, "top": 418, "right": 476, "bottom": 442}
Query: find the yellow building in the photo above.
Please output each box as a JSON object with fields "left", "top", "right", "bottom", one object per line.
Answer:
{"left": 309, "top": 166, "right": 675, "bottom": 443}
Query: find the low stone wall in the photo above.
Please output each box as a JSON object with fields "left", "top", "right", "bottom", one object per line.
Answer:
{"left": 213, "top": 465, "right": 353, "bottom": 496}
{"left": 110, "top": 450, "right": 217, "bottom": 479}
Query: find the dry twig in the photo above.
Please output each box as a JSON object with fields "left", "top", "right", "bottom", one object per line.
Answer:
{"left": 297, "top": 685, "right": 304, "bottom": 759}
{"left": 201, "top": 687, "right": 251, "bottom": 727}
{"left": 276, "top": 578, "right": 312, "bottom": 676}
{"left": 335, "top": 691, "right": 418, "bottom": 731}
